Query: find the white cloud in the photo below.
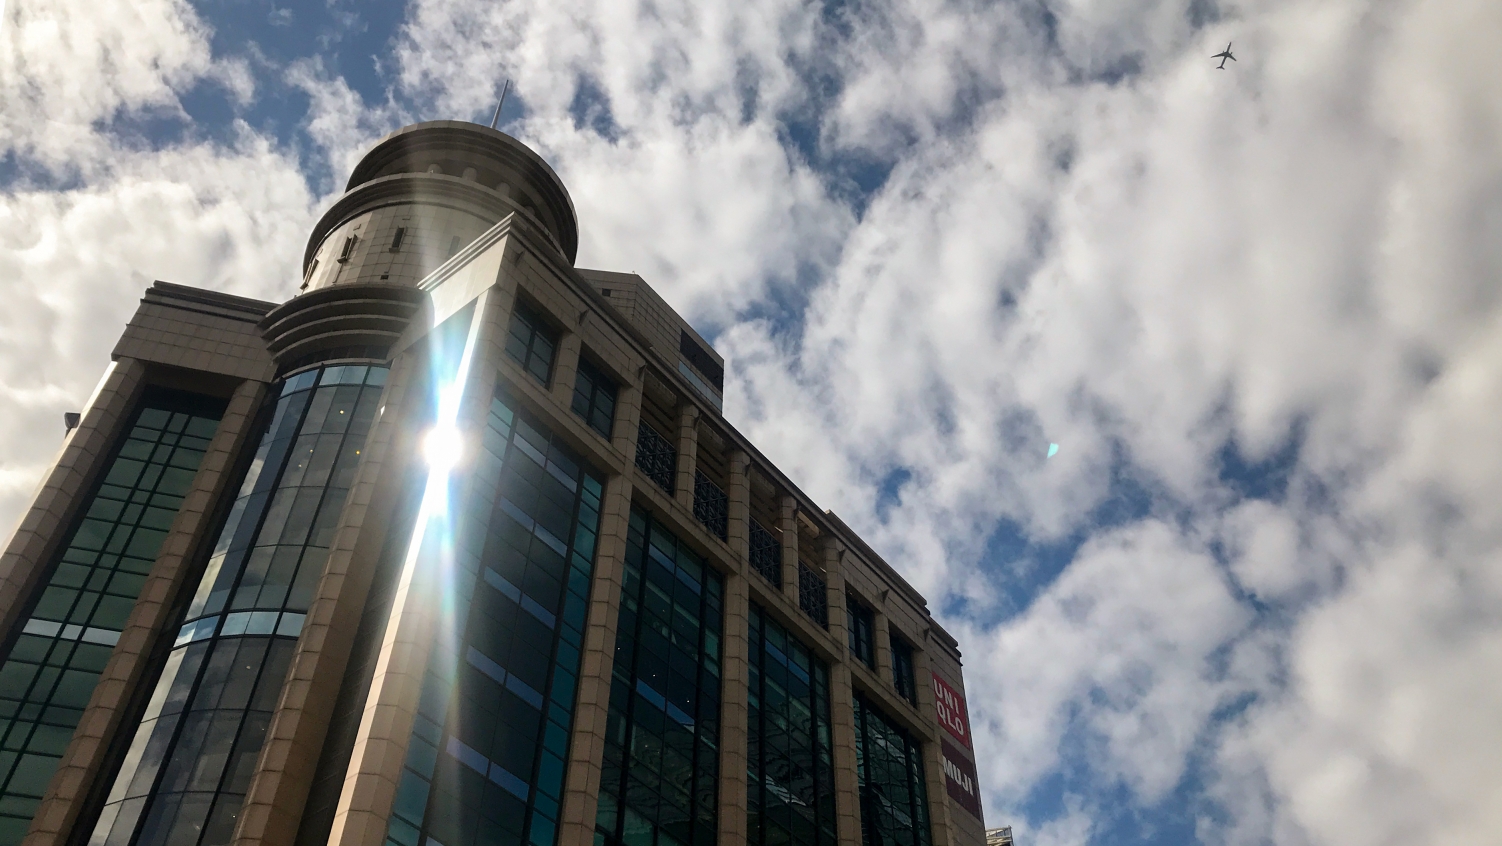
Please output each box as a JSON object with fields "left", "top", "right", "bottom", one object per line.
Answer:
{"left": 394, "top": 0, "right": 851, "bottom": 321}
{"left": 0, "top": 2, "right": 315, "bottom": 526}
{"left": 960, "top": 520, "right": 1250, "bottom": 809}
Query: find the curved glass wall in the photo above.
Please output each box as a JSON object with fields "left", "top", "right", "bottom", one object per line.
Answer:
{"left": 0, "top": 390, "right": 224, "bottom": 846}
{"left": 88, "top": 364, "right": 388, "bottom": 846}
{"left": 747, "top": 604, "right": 836, "bottom": 846}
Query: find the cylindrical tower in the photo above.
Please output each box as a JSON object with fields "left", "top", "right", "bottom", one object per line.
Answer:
{"left": 299, "top": 121, "right": 579, "bottom": 294}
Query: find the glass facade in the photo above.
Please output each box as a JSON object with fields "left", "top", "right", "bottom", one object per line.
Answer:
{"left": 596, "top": 509, "right": 722, "bottom": 846}
{"left": 746, "top": 605, "right": 836, "bottom": 846}
{"left": 88, "top": 364, "right": 388, "bottom": 846}
{"left": 505, "top": 302, "right": 558, "bottom": 386}
{"left": 384, "top": 390, "right": 604, "bottom": 846}
{"left": 853, "top": 695, "right": 931, "bottom": 846}
{"left": 570, "top": 358, "right": 617, "bottom": 440}
{"left": 0, "top": 390, "right": 224, "bottom": 846}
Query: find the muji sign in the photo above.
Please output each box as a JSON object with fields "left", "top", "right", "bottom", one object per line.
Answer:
{"left": 932, "top": 673, "right": 972, "bottom": 749}
{"left": 941, "top": 738, "right": 984, "bottom": 820}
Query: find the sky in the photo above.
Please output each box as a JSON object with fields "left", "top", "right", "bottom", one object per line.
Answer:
{"left": 3, "top": 0, "right": 1502, "bottom": 844}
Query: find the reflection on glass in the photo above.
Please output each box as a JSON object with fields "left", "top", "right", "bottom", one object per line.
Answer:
{"left": 89, "top": 364, "right": 387, "bottom": 846}
{"left": 0, "top": 391, "right": 223, "bottom": 846}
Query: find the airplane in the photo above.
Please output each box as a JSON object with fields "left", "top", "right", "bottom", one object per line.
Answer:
{"left": 1213, "top": 42, "right": 1236, "bottom": 69}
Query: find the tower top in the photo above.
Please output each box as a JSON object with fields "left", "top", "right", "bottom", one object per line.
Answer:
{"left": 303, "top": 120, "right": 579, "bottom": 273}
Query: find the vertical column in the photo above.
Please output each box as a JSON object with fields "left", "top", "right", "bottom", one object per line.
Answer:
{"left": 326, "top": 288, "right": 511, "bottom": 846}
{"left": 550, "top": 331, "right": 582, "bottom": 408}
{"left": 672, "top": 403, "right": 699, "bottom": 512}
{"left": 612, "top": 380, "right": 643, "bottom": 467}
{"left": 716, "top": 573, "right": 750, "bottom": 845}
{"left": 913, "top": 646, "right": 955, "bottom": 846}
{"left": 25, "top": 377, "right": 266, "bottom": 846}
{"left": 821, "top": 539, "right": 861, "bottom": 842}
{"left": 0, "top": 358, "right": 145, "bottom": 639}
{"left": 231, "top": 348, "right": 424, "bottom": 846}
{"left": 777, "top": 496, "right": 799, "bottom": 606}
{"left": 726, "top": 451, "right": 750, "bottom": 563}
{"left": 873, "top": 610, "right": 893, "bottom": 686}
{"left": 557, "top": 473, "right": 633, "bottom": 846}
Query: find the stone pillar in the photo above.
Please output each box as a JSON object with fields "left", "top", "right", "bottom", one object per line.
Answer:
{"left": 873, "top": 610, "right": 893, "bottom": 686}
{"left": 612, "top": 380, "right": 643, "bottom": 468}
{"left": 821, "top": 539, "right": 861, "bottom": 842}
{"left": 551, "top": 330, "right": 582, "bottom": 407}
{"left": 914, "top": 646, "right": 955, "bottom": 846}
{"left": 231, "top": 346, "right": 424, "bottom": 846}
{"left": 673, "top": 403, "right": 699, "bottom": 511}
{"left": 557, "top": 473, "right": 634, "bottom": 846}
{"left": 0, "top": 358, "right": 145, "bottom": 640}
{"left": 25, "top": 377, "right": 266, "bottom": 846}
{"left": 777, "top": 495, "right": 799, "bottom": 605}
{"left": 727, "top": 451, "right": 750, "bottom": 563}
{"left": 716, "top": 573, "right": 750, "bottom": 845}
{"left": 325, "top": 287, "right": 512, "bottom": 846}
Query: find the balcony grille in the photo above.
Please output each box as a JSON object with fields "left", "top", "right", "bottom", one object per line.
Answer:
{"left": 749, "top": 521, "right": 782, "bottom": 588}
{"left": 635, "top": 421, "right": 676, "bottom": 493}
{"left": 693, "top": 470, "right": 728, "bottom": 540}
{"left": 798, "top": 562, "right": 828, "bottom": 629}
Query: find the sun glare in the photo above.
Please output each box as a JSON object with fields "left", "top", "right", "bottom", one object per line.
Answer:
{"left": 422, "top": 423, "right": 464, "bottom": 471}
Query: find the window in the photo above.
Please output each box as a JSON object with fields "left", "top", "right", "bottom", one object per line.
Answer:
{"left": 389, "top": 227, "right": 406, "bottom": 252}
{"left": 338, "top": 234, "right": 357, "bottom": 262}
{"left": 854, "top": 695, "right": 932, "bottom": 846}
{"left": 504, "top": 300, "right": 558, "bottom": 386}
{"left": 891, "top": 634, "right": 917, "bottom": 704}
{"left": 447, "top": 235, "right": 461, "bottom": 257}
{"left": 748, "top": 604, "right": 837, "bottom": 846}
{"left": 0, "top": 390, "right": 223, "bottom": 843}
{"left": 570, "top": 357, "right": 617, "bottom": 439}
{"left": 847, "top": 594, "right": 875, "bottom": 668}
{"left": 678, "top": 330, "right": 724, "bottom": 391}
{"left": 384, "top": 392, "right": 606, "bottom": 846}
{"left": 595, "top": 508, "right": 723, "bottom": 846}
{"left": 87, "top": 365, "right": 387, "bottom": 846}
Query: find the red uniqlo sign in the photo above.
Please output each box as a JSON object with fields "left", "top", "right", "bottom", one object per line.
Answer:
{"left": 932, "top": 673, "right": 972, "bottom": 748}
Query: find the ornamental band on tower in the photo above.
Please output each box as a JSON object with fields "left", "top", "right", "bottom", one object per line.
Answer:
{"left": 0, "top": 121, "right": 987, "bottom": 846}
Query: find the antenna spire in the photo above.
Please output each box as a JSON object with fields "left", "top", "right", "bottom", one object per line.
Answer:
{"left": 490, "top": 79, "right": 511, "bottom": 129}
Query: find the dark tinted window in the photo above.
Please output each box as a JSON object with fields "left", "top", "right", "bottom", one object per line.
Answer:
{"left": 505, "top": 301, "right": 558, "bottom": 386}
{"left": 847, "top": 594, "right": 875, "bottom": 668}
{"left": 570, "top": 357, "right": 617, "bottom": 439}
{"left": 678, "top": 331, "right": 723, "bottom": 391}
{"left": 891, "top": 634, "right": 917, "bottom": 704}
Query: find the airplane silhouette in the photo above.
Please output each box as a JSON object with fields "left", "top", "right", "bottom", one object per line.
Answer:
{"left": 1213, "top": 43, "right": 1236, "bottom": 69}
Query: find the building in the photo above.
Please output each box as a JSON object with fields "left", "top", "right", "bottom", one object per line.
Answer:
{"left": 0, "top": 121, "right": 986, "bottom": 846}
{"left": 984, "top": 828, "right": 1013, "bottom": 846}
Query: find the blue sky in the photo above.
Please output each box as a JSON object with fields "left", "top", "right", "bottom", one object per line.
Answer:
{"left": 6, "top": 1, "right": 1502, "bottom": 844}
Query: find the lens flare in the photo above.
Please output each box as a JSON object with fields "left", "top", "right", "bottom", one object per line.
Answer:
{"left": 422, "top": 424, "right": 464, "bottom": 471}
